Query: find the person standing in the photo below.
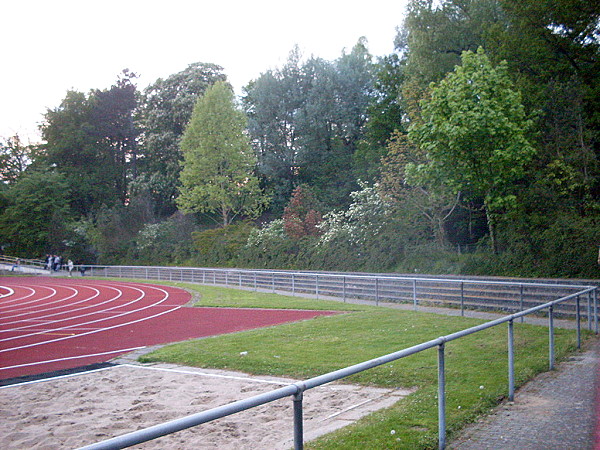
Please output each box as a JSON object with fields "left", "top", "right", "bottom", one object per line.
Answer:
{"left": 68, "top": 259, "right": 74, "bottom": 277}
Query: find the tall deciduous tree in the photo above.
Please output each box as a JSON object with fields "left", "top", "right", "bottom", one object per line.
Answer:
{"left": 41, "top": 71, "right": 139, "bottom": 215}
{"left": 0, "top": 135, "right": 36, "bottom": 184}
{"left": 409, "top": 48, "right": 535, "bottom": 253}
{"left": 244, "top": 41, "right": 375, "bottom": 210}
{"left": 0, "top": 169, "right": 71, "bottom": 255}
{"left": 177, "top": 82, "right": 267, "bottom": 226}
{"left": 137, "top": 63, "right": 227, "bottom": 217}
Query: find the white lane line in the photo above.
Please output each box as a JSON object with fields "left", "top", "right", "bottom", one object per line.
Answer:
{"left": 0, "top": 286, "right": 48, "bottom": 309}
{"left": 0, "top": 286, "right": 15, "bottom": 299}
{"left": 119, "top": 364, "right": 292, "bottom": 386}
{"left": 0, "top": 346, "right": 146, "bottom": 374}
{"left": 1, "top": 286, "right": 107, "bottom": 328}
{"left": 0, "top": 285, "right": 131, "bottom": 341}
{"left": 1, "top": 281, "right": 160, "bottom": 335}
{"left": 0, "top": 285, "right": 177, "bottom": 353}
{"left": 1, "top": 286, "right": 84, "bottom": 320}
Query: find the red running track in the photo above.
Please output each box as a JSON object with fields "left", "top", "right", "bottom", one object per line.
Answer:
{"left": 0, "top": 277, "right": 338, "bottom": 380}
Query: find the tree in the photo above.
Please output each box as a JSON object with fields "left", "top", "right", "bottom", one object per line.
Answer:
{"left": 398, "top": 0, "right": 505, "bottom": 120}
{"left": 379, "top": 131, "right": 459, "bottom": 246}
{"left": 409, "top": 48, "right": 535, "bottom": 253}
{"left": 177, "top": 82, "right": 267, "bottom": 226}
{"left": 138, "top": 62, "right": 227, "bottom": 217}
{"left": 41, "top": 72, "right": 139, "bottom": 215}
{"left": 282, "top": 185, "right": 322, "bottom": 239}
{"left": 244, "top": 41, "right": 376, "bottom": 210}
{"left": 41, "top": 90, "right": 116, "bottom": 215}
{"left": 0, "top": 135, "right": 36, "bottom": 184}
{"left": 0, "top": 169, "right": 71, "bottom": 255}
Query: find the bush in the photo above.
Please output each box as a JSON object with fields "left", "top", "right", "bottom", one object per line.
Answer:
{"left": 192, "top": 222, "right": 255, "bottom": 267}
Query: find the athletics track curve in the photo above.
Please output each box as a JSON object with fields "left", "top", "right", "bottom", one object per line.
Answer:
{"left": 0, "top": 277, "right": 337, "bottom": 381}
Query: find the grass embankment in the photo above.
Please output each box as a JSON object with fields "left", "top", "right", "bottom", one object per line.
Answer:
{"left": 134, "top": 283, "right": 588, "bottom": 449}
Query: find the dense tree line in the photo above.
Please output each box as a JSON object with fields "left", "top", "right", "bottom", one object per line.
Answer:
{"left": 1, "top": 0, "right": 599, "bottom": 278}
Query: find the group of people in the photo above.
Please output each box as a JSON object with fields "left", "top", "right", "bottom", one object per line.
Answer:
{"left": 45, "top": 254, "right": 75, "bottom": 276}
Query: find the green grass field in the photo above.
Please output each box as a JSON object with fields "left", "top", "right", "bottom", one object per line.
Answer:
{"left": 130, "top": 282, "right": 587, "bottom": 449}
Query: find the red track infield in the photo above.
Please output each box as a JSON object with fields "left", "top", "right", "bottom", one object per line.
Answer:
{"left": 0, "top": 277, "right": 338, "bottom": 380}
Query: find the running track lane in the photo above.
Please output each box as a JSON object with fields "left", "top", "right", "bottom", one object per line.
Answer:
{"left": 0, "top": 277, "right": 339, "bottom": 380}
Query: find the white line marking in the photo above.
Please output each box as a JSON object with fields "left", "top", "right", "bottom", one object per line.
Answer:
{"left": 0, "top": 285, "right": 177, "bottom": 352}
{"left": 0, "top": 366, "right": 116, "bottom": 389}
{"left": 0, "top": 286, "right": 15, "bottom": 298}
{"left": 0, "top": 346, "right": 146, "bottom": 372}
{"left": 323, "top": 398, "right": 375, "bottom": 420}
{"left": 118, "top": 364, "right": 293, "bottom": 386}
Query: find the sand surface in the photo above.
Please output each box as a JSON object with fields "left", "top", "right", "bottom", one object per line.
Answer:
{"left": 0, "top": 362, "right": 413, "bottom": 449}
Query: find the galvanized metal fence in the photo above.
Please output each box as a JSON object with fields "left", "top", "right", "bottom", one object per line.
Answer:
{"left": 77, "top": 271, "right": 597, "bottom": 450}
{"left": 81, "top": 265, "right": 593, "bottom": 321}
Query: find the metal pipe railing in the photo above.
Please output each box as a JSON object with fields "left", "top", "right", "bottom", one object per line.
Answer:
{"left": 78, "top": 265, "right": 594, "bottom": 319}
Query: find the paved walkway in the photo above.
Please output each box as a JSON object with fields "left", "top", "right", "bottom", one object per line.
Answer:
{"left": 449, "top": 337, "right": 599, "bottom": 449}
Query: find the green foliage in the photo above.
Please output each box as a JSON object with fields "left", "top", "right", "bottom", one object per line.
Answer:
{"left": 192, "top": 222, "right": 255, "bottom": 267}
{"left": 0, "top": 135, "right": 36, "bottom": 184}
{"left": 86, "top": 192, "right": 155, "bottom": 264}
{"left": 0, "top": 169, "right": 71, "bottom": 255}
{"left": 318, "top": 182, "right": 390, "bottom": 247}
{"left": 409, "top": 47, "right": 535, "bottom": 252}
{"left": 135, "top": 212, "right": 195, "bottom": 265}
{"left": 137, "top": 62, "right": 227, "bottom": 217}
{"left": 177, "top": 82, "right": 267, "bottom": 226}
{"left": 40, "top": 72, "right": 139, "bottom": 215}
{"left": 244, "top": 41, "right": 375, "bottom": 211}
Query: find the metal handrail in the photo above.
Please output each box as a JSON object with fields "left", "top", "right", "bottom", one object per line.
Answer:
{"left": 74, "top": 267, "right": 598, "bottom": 450}
{"left": 78, "top": 264, "right": 595, "bottom": 321}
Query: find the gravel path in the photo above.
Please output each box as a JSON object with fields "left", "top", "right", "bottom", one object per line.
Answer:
{"left": 448, "top": 337, "right": 599, "bottom": 449}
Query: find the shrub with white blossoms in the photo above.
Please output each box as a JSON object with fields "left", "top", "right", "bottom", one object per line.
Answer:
{"left": 318, "top": 182, "right": 391, "bottom": 246}
{"left": 245, "top": 219, "right": 286, "bottom": 251}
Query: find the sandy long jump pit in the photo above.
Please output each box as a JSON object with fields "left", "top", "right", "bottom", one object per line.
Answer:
{"left": 0, "top": 362, "right": 414, "bottom": 449}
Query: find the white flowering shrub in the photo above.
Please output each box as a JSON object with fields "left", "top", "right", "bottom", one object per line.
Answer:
{"left": 245, "top": 219, "right": 286, "bottom": 251}
{"left": 318, "top": 182, "right": 391, "bottom": 246}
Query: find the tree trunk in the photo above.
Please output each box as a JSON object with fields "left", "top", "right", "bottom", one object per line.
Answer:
{"left": 222, "top": 204, "right": 229, "bottom": 227}
{"left": 485, "top": 207, "right": 498, "bottom": 254}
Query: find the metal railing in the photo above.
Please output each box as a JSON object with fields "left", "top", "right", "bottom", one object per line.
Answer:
{"left": 79, "top": 280, "right": 597, "bottom": 450}
{"left": 0, "top": 255, "right": 47, "bottom": 273}
{"left": 77, "top": 265, "right": 594, "bottom": 321}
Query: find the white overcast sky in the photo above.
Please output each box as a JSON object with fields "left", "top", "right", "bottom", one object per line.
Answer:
{"left": 2, "top": 0, "right": 408, "bottom": 143}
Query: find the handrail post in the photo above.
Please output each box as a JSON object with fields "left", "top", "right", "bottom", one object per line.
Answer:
{"left": 587, "top": 292, "right": 592, "bottom": 331}
{"left": 594, "top": 288, "right": 598, "bottom": 335}
{"left": 376, "top": 278, "right": 379, "bottom": 306}
{"left": 293, "top": 391, "right": 304, "bottom": 450}
{"left": 292, "top": 273, "right": 295, "bottom": 296}
{"left": 460, "top": 282, "right": 464, "bottom": 317}
{"left": 316, "top": 275, "right": 319, "bottom": 299}
{"left": 438, "top": 341, "right": 446, "bottom": 450}
{"left": 508, "top": 319, "right": 515, "bottom": 401}
{"left": 549, "top": 305, "right": 555, "bottom": 370}
{"left": 413, "top": 279, "right": 417, "bottom": 311}
{"left": 576, "top": 295, "right": 581, "bottom": 350}
{"left": 343, "top": 276, "right": 346, "bottom": 303}
{"left": 519, "top": 284, "right": 524, "bottom": 323}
